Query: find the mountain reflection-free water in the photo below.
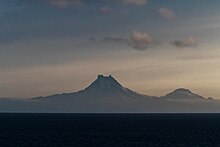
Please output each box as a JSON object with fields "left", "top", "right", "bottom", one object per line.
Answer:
{"left": 0, "top": 113, "right": 220, "bottom": 146}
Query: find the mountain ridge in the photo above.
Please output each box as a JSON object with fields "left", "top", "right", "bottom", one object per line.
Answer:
{"left": 33, "top": 75, "right": 212, "bottom": 101}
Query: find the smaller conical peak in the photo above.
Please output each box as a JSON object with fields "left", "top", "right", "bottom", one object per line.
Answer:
{"left": 161, "top": 88, "right": 206, "bottom": 100}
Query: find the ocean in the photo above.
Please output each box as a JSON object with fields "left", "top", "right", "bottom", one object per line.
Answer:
{"left": 0, "top": 113, "right": 220, "bottom": 147}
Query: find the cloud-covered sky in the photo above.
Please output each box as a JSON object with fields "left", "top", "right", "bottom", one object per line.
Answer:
{"left": 1, "top": 0, "right": 220, "bottom": 98}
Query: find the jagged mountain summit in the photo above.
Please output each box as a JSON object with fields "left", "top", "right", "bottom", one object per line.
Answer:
{"left": 160, "top": 88, "right": 205, "bottom": 100}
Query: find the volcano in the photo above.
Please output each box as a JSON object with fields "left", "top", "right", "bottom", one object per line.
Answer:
{"left": 32, "top": 75, "right": 155, "bottom": 112}
{"left": 34, "top": 75, "right": 152, "bottom": 101}
{"left": 32, "top": 75, "right": 156, "bottom": 112}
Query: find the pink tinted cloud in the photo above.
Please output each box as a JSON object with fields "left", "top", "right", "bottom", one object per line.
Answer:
{"left": 158, "top": 8, "right": 176, "bottom": 20}
{"left": 170, "top": 37, "right": 198, "bottom": 48}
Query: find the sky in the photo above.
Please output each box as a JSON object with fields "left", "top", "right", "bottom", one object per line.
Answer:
{"left": 1, "top": 0, "right": 220, "bottom": 98}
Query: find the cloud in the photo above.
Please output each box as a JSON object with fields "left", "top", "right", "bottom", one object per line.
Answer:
{"left": 47, "top": 0, "right": 148, "bottom": 8}
{"left": 104, "top": 36, "right": 126, "bottom": 42}
{"left": 170, "top": 37, "right": 198, "bottom": 48}
{"left": 99, "top": 7, "right": 112, "bottom": 14}
{"left": 122, "top": 0, "right": 148, "bottom": 6}
{"left": 48, "top": 0, "right": 84, "bottom": 8}
{"left": 128, "top": 31, "right": 153, "bottom": 50}
{"left": 158, "top": 8, "right": 176, "bottom": 20}
{"left": 103, "top": 31, "right": 154, "bottom": 51}
{"left": 88, "top": 37, "right": 96, "bottom": 41}
{"left": 175, "top": 55, "right": 217, "bottom": 61}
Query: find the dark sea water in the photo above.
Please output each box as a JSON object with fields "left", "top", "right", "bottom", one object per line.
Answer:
{"left": 0, "top": 113, "right": 220, "bottom": 147}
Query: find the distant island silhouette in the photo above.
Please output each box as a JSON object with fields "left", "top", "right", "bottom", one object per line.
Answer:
{"left": 34, "top": 74, "right": 212, "bottom": 101}
{"left": 0, "top": 75, "right": 218, "bottom": 113}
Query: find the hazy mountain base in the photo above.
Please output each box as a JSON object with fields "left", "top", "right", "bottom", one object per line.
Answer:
{"left": 0, "top": 97, "right": 219, "bottom": 113}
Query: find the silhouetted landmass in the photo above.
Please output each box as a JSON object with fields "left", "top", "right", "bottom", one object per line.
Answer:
{"left": 0, "top": 75, "right": 219, "bottom": 113}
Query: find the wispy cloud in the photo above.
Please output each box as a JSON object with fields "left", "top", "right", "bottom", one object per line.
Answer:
{"left": 47, "top": 0, "right": 148, "bottom": 8}
{"left": 48, "top": 0, "right": 84, "bottom": 8}
{"left": 99, "top": 6, "right": 112, "bottom": 15}
{"left": 104, "top": 36, "right": 126, "bottom": 42}
{"left": 158, "top": 8, "right": 176, "bottom": 20}
{"left": 102, "top": 33, "right": 198, "bottom": 50}
{"left": 88, "top": 37, "right": 96, "bottom": 41}
{"left": 121, "top": 0, "right": 148, "bottom": 6}
{"left": 170, "top": 37, "right": 198, "bottom": 48}
{"left": 175, "top": 55, "right": 218, "bottom": 61}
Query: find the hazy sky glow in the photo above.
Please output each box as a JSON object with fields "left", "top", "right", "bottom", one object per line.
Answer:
{"left": 1, "top": 0, "right": 220, "bottom": 98}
